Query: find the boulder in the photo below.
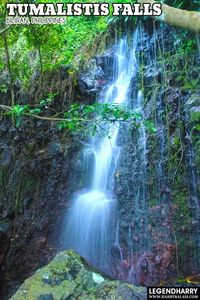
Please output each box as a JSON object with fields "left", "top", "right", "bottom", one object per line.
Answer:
{"left": 10, "top": 250, "right": 146, "bottom": 300}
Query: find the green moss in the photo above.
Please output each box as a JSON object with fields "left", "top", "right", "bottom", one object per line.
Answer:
{"left": 11, "top": 250, "right": 146, "bottom": 300}
{"left": 148, "top": 199, "right": 159, "bottom": 207}
{"left": 190, "top": 111, "right": 200, "bottom": 123}
{"left": 173, "top": 192, "right": 191, "bottom": 224}
{"left": 0, "top": 167, "right": 8, "bottom": 199}
{"left": 22, "top": 176, "right": 37, "bottom": 190}
{"left": 0, "top": 168, "right": 4, "bottom": 192}
{"left": 194, "top": 140, "right": 200, "bottom": 165}
{"left": 183, "top": 80, "right": 199, "bottom": 91}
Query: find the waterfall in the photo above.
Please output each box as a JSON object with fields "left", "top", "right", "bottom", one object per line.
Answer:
{"left": 156, "top": 94, "right": 167, "bottom": 203}
{"left": 134, "top": 90, "right": 147, "bottom": 212}
{"left": 65, "top": 31, "right": 139, "bottom": 271}
{"left": 184, "top": 103, "right": 200, "bottom": 271}
{"left": 61, "top": 24, "right": 200, "bottom": 284}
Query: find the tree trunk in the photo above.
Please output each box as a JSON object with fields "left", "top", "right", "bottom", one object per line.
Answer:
{"left": 37, "top": 44, "right": 44, "bottom": 96}
{"left": 3, "top": 32, "right": 14, "bottom": 106}
{"left": 29, "top": 25, "right": 44, "bottom": 99}
{"left": 138, "top": 0, "right": 200, "bottom": 33}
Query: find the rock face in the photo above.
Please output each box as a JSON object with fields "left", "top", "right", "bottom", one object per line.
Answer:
{"left": 10, "top": 250, "right": 146, "bottom": 300}
{"left": 111, "top": 24, "right": 200, "bottom": 285}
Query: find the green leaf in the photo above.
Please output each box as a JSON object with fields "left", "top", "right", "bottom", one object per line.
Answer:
{"left": 15, "top": 118, "right": 21, "bottom": 128}
{"left": 30, "top": 108, "right": 41, "bottom": 114}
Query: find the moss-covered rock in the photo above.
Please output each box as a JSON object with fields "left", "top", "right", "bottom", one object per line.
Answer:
{"left": 10, "top": 250, "right": 146, "bottom": 300}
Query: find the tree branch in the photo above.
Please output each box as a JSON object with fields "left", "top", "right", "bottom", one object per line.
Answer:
{"left": 138, "top": 0, "right": 200, "bottom": 33}
{"left": 0, "top": 104, "right": 140, "bottom": 125}
{"left": 0, "top": 26, "right": 11, "bottom": 36}
{"left": 0, "top": 105, "right": 90, "bottom": 122}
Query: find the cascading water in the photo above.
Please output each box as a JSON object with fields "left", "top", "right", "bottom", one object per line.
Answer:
{"left": 65, "top": 31, "right": 139, "bottom": 271}
{"left": 184, "top": 103, "right": 200, "bottom": 271}
{"left": 113, "top": 89, "right": 149, "bottom": 282}
{"left": 156, "top": 94, "right": 168, "bottom": 203}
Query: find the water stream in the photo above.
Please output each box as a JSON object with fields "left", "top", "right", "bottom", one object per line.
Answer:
{"left": 65, "top": 31, "right": 139, "bottom": 271}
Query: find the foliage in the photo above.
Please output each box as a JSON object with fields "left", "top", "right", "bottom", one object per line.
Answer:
{"left": 4, "top": 104, "right": 29, "bottom": 117}
{"left": 0, "top": 0, "right": 199, "bottom": 89}
{"left": 190, "top": 111, "right": 200, "bottom": 132}
{"left": 0, "top": 0, "right": 116, "bottom": 86}
{"left": 190, "top": 111, "right": 200, "bottom": 123}
{"left": 39, "top": 92, "right": 57, "bottom": 107}
{"left": 1, "top": 101, "right": 156, "bottom": 137}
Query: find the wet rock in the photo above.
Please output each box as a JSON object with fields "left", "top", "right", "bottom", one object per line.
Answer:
{"left": 140, "top": 258, "right": 148, "bottom": 272}
{"left": 185, "top": 95, "right": 200, "bottom": 110}
{"left": 10, "top": 250, "right": 147, "bottom": 300}
{"left": 0, "top": 219, "right": 11, "bottom": 233}
{"left": 47, "top": 142, "right": 63, "bottom": 158}
{"left": 78, "top": 75, "right": 96, "bottom": 91}
{"left": 144, "top": 65, "right": 161, "bottom": 82}
{"left": 93, "top": 66, "right": 105, "bottom": 80}
{"left": 161, "top": 207, "right": 167, "bottom": 219}
{"left": 38, "top": 294, "right": 54, "bottom": 300}
{"left": 95, "top": 48, "right": 114, "bottom": 75}
{"left": 111, "top": 244, "right": 121, "bottom": 261}
{"left": 121, "top": 221, "right": 129, "bottom": 229}
{"left": 190, "top": 106, "right": 200, "bottom": 115}
{"left": 154, "top": 255, "right": 162, "bottom": 265}
{"left": 114, "top": 185, "right": 124, "bottom": 196}
{"left": 0, "top": 146, "right": 12, "bottom": 167}
{"left": 77, "top": 70, "right": 100, "bottom": 102}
